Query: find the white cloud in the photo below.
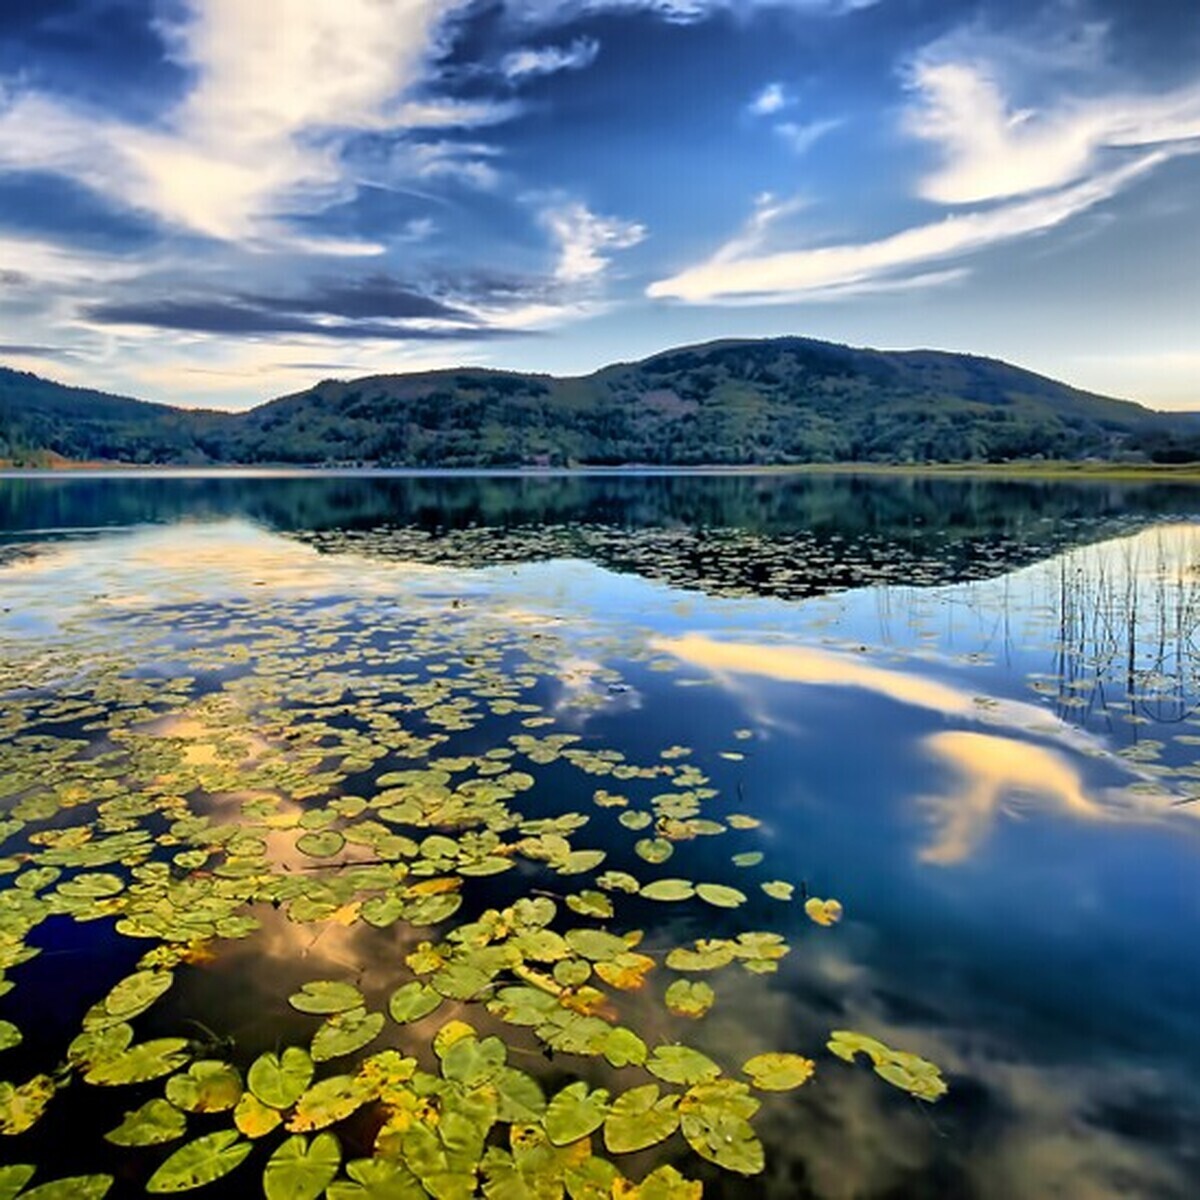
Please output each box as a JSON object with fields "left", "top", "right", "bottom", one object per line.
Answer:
{"left": 501, "top": 37, "right": 600, "bottom": 80}
{"left": 647, "top": 152, "right": 1165, "bottom": 303}
{"left": 749, "top": 82, "right": 789, "bottom": 116}
{"left": 540, "top": 201, "right": 647, "bottom": 282}
{"left": 905, "top": 59, "right": 1200, "bottom": 205}
{"left": 774, "top": 117, "right": 841, "bottom": 154}
{"left": 0, "top": 0, "right": 502, "bottom": 243}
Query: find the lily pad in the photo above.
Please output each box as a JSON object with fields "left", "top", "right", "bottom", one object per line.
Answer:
{"left": 742, "top": 1053, "right": 815, "bottom": 1091}
{"left": 248, "top": 1048, "right": 315, "bottom": 1110}
{"left": 234, "top": 1092, "right": 283, "bottom": 1139}
{"left": 289, "top": 980, "right": 365, "bottom": 1015}
{"left": 312, "top": 1007, "right": 385, "bottom": 1062}
{"left": 105, "top": 1098, "right": 187, "bottom": 1146}
{"left": 695, "top": 883, "right": 746, "bottom": 909}
{"left": 665, "top": 980, "right": 715, "bottom": 1019}
{"left": 645, "top": 1045, "right": 721, "bottom": 1086}
{"left": 103, "top": 970, "right": 173, "bottom": 1020}
{"left": 604, "top": 1084, "right": 680, "bottom": 1154}
{"left": 84, "top": 1039, "right": 190, "bottom": 1086}
{"left": 804, "top": 897, "right": 843, "bottom": 927}
{"left": 165, "top": 1060, "right": 243, "bottom": 1113}
{"left": 263, "top": 1133, "right": 342, "bottom": 1200}
{"left": 827, "top": 1031, "right": 947, "bottom": 1102}
{"left": 22, "top": 1179, "right": 113, "bottom": 1200}
{"left": 761, "top": 881, "right": 794, "bottom": 901}
{"left": 388, "top": 982, "right": 443, "bottom": 1025}
{"left": 286, "top": 1076, "right": 374, "bottom": 1133}
{"left": 639, "top": 878, "right": 695, "bottom": 902}
{"left": 146, "top": 1130, "right": 253, "bottom": 1193}
{"left": 544, "top": 1081, "right": 611, "bottom": 1146}
{"left": 0, "top": 1076, "right": 56, "bottom": 1135}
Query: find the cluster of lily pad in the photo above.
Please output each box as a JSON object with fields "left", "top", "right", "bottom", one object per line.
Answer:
{"left": 0, "top": 576, "right": 945, "bottom": 1197}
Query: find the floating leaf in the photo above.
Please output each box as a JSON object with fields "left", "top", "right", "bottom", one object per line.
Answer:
{"left": 494, "top": 1067, "right": 547, "bottom": 1124}
{"left": 761, "top": 881, "right": 793, "bottom": 901}
{"left": 725, "top": 815, "right": 761, "bottom": 830}
{"left": 234, "top": 1091, "right": 283, "bottom": 1139}
{"left": 665, "top": 980, "right": 714, "bottom": 1019}
{"left": 441, "top": 1034, "right": 506, "bottom": 1087}
{"left": 604, "top": 1084, "right": 680, "bottom": 1154}
{"left": 593, "top": 952, "right": 655, "bottom": 991}
{"left": 289, "top": 981, "right": 364, "bottom": 1015}
{"left": 602, "top": 1027, "right": 648, "bottom": 1069}
{"left": 544, "top": 1081, "right": 610, "bottom": 1146}
{"left": 264, "top": 1133, "right": 342, "bottom": 1200}
{"left": 0, "top": 1166, "right": 34, "bottom": 1200}
{"left": 312, "top": 1007, "right": 385, "bottom": 1063}
{"left": 565, "top": 929, "right": 632, "bottom": 962}
{"left": 827, "top": 1031, "right": 947, "bottom": 1102}
{"left": 695, "top": 883, "right": 746, "bottom": 909}
{"left": 632, "top": 1164, "right": 703, "bottom": 1200}
{"left": 84, "top": 1040, "right": 190, "bottom": 1086}
{"left": 565, "top": 891, "right": 613, "bottom": 919}
{"left": 742, "top": 1053, "right": 815, "bottom": 1091}
{"left": 596, "top": 871, "right": 640, "bottom": 894}
{"left": 0, "top": 1076, "right": 56, "bottom": 1135}
{"left": 804, "top": 897, "right": 843, "bottom": 927}
{"left": 103, "top": 970, "right": 173, "bottom": 1020}
{"left": 326, "top": 1158, "right": 424, "bottom": 1200}
{"left": 678, "top": 1081, "right": 763, "bottom": 1176}
{"left": 166, "top": 1060, "right": 243, "bottom": 1113}
{"left": 634, "top": 839, "right": 673, "bottom": 864}
{"left": 665, "top": 942, "right": 735, "bottom": 972}
{"left": 249, "top": 1048, "right": 314, "bottom": 1110}
{"left": 639, "top": 879, "right": 695, "bottom": 902}
{"left": 731, "top": 852, "right": 763, "bottom": 868}
{"left": 645, "top": 1045, "right": 721, "bottom": 1086}
{"left": 388, "top": 982, "right": 442, "bottom": 1025}
{"left": 618, "top": 811, "right": 652, "bottom": 831}
{"left": 105, "top": 1098, "right": 187, "bottom": 1146}
{"left": 0, "top": 1022, "right": 20, "bottom": 1053}
{"left": 287, "top": 1076, "right": 374, "bottom": 1133}
{"left": 22, "top": 1178, "right": 113, "bottom": 1200}
{"left": 146, "top": 1130, "right": 253, "bottom": 1193}
{"left": 297, "top": 830, "right": 346, "bottom": 859}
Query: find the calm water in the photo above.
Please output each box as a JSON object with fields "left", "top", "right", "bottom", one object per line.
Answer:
{"left": 2, "top": 471, "right": 1200, "bottom": 1199}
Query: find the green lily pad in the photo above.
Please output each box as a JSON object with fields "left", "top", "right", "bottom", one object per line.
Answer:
{"left": 695, "top": 883, "right": 746, "bottom": 909}
{"left": 21, "top": 1178, "right": 113, "bottom": 1200}
{"left": 665, "top": 942, "right": 736, "bottom": 972}
{"left": 827, "top": 1031, "right": 947, "bottom": 1102}
{"left": 544, "top": 1081, "right": 611, "bottom": 1146}
{"left": 103, "top": 970, "right": 173, "bottom": 1020}
{"left": 645, "top": 1045, "right": 721, "bottom": 1086}
{"left": 0, "top": 1076, "right": 56, "bottom": 1135}
{"left": 165, "top": 1060, "right": 243, "bottom": 1113}
{"left": 84, "top": 1039, "right": 190, "bottom": 1086}
{"left": 761, "top": 881, "right": 793, "bottom": 901}
{"left": 742, "top": 1052, "right": 815, "bottom": 1091}
{"left": 640, "top": 878, "right": 695, "bottom": 902}
{"left": 565, "top": 890, "right": 614, "bottom": 919}
{"left": 289, "top": 980, "right": 364, "bottom": 1015}
{"left": 296, "top": 831, "right": 346, "bottom": 859}
{"left": 440, "top": 1034, "right": 506, "bottom": 1087}
{"left": 234, "top": 1091, "right": 283, "bottom": 1139}
{"left": 312, "top": 1007, "right": 385, "bottom": 1062}
{"left": 634, "top": 838, "right": 673, "bottom": 864}
{"left": 0, "top": 1021, "right": 20, "bottom": 1053}
{"left": 602, "top": 1026, "right": 648, "bottom": 1069}
{"left": 264, "top": 1133, "right": 342, "bottom": 1200}
{"left": 326, "top": 1158, "right": 425, "bottom": 1200}
{"left": 105, "top": 1098, "right": 187, "bottom": 1146}
{"left": 603, "top": 1084, "right": 681, "bottom": 1154}
{"left": 286, "top": 1076, "right": 374, "bottom": 1133}
{"left": 678, "top": 1081, "right": 764, "bottom": 1176}
{"left": 248, "top": 1047, "right": 315, "bottom": 1109}
{"left": 0, "top": 1166, "right": 34, "bottom": 1200}
{"left": 731, "top": 852, "right": 763, "bottom": 868}
{"left": 665, "top": 980, "right": 715, "bottom": 1019}
{"left": 146, "top": 1130, "right": 253, "bottom": 1193}
{"left": 388, "top": 982, "right": 443, "bottom": 1024}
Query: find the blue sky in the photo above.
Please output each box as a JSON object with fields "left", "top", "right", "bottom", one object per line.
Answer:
{"left": 0, "top": 0, "right": 1197, "bottom": 410}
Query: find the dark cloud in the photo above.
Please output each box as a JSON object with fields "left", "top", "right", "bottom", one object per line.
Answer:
{"left": 0, "top": 270, "right": 31, "bottom": 286}
{"left": 0, "top": 171, "right": 157, "bottom": 248}
{"left": 82, "top": 297, "right": 527, "bottom": 341}
{"left": 243, "top": 276, "right": 467, "bottom": 322}
{"left": 0, "top": 343, "right": 75, "bottom": 358}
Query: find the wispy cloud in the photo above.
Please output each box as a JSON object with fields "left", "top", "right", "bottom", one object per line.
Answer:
{"left": 905, "top": 58, "right": 1200, "bottom": 205}
{"left": 540, "top": 201, "right": 647, "bottom": 282}
{"left": 501, "top": 37, "right": 600, "bottom": 81}
{"left": 775, "top": 117, "right": 842, "bottom": 154}
{"left": 647, "top": 152, "right": 1165, "bottom": 302}
{"left": 509, "top": 0, "right": 880, "bottom": 23}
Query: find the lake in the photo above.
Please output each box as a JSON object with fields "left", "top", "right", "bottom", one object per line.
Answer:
{"left": 1, "top": 470, "right": 1199, "bottom": 1200}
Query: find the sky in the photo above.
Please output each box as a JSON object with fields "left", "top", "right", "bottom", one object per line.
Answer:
{"left": 0, "top": 0, "right": 1197, "bottom": 411}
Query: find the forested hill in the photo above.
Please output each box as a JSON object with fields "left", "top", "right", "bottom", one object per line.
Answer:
{"left": 2, "top": 337, "right": 1197, "bottom": 466}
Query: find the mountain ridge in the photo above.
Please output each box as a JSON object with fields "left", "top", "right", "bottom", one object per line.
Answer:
{"left": 2, "top": 336, "right": 1197, "bottom": 467}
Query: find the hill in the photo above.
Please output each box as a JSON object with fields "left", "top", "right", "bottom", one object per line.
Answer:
{"left": 1, "top": 337, "right": 1195, "bottom": 466}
